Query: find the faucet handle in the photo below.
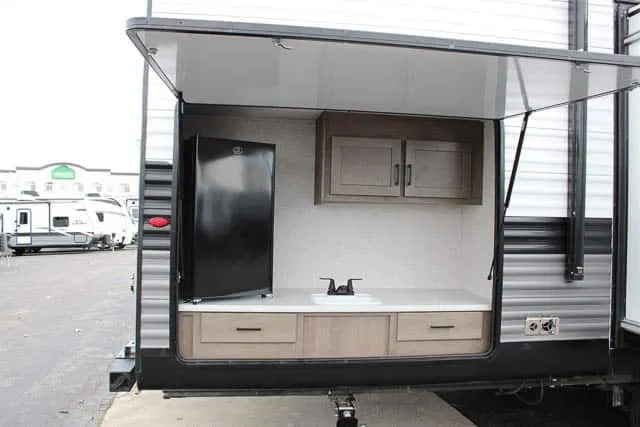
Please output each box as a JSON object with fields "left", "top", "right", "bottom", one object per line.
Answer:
{"left": 346, "top": 278, "right": 362, "bottom": 293}
{"left": 320, "top": 277, "right": 336, "bottom": 293}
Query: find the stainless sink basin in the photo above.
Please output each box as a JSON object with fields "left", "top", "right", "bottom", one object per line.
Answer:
{"left": 311, "top": 293, "right": 381, "bottom": 305}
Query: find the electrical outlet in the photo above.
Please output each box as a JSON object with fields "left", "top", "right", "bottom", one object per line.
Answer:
{"left": 540, "top": 317, "right": 559, "bottom": 335}
{"left": 525, "top": 317, "right": 541, "bottom": 335}
{"left": 525, "top": 316, "right": 559, "bottom": 336}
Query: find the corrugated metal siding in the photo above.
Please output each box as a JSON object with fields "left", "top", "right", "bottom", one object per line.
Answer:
{"left": 146, "top": 72, "right": 176, "bottom": 163}
{"left": 588, "top": 0, "right": 614, "bottom": 54}
{"left": 501, "top": 254, "right": 611, "bottom": 342}
{"left": 500, "top": 1, "right": 615, "bottom": 343}
{"left": 586, "top": 0, "right": 615, "bottom": 219}
{"left": 151, "top": 0, "right": 568, "bottom": 47}
{"left": 500, "top": 218, "right": 612, "bottom": 342}
{"left": 139, "top": 161, "right": 172, "bottom": 348}
{"left": 504, "top": 111, "right": 569, "bottom": 218}
{"left": 139, "top": 298, "right": 171, "bottom": 347}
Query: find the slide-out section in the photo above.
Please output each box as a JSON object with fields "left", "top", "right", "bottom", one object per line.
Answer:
{"left": 176, "top": 106, "right": 495, "bottom": 361}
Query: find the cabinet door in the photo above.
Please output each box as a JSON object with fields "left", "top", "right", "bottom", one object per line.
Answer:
{"left": 330, "top": 137, "right": 402, "bottom": 197}
{"left": 302, "top": 315, "right": 390, "bottom": 358}
{"left": 404, "top": 140, "right": 472, "bottom": 199}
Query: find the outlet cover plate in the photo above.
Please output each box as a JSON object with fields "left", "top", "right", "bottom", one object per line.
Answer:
{"left": 525, "top": 316, "right": 559, "bottom": 336}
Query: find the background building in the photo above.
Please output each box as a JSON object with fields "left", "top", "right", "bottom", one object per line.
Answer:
{"left": 0, "top": 162, "right": 139, "bottom": 199}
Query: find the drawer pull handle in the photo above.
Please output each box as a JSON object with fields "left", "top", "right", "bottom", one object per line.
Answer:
{"left": 430, "top": 325, "right": 455, "bottom": 329}
{"left": 235, "top": 327, "right": 263, "bottom": 332}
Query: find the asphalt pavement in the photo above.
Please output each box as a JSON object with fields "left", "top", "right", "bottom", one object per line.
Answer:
{"left": 0, "top": 247, "right": 136, "bottom": 427}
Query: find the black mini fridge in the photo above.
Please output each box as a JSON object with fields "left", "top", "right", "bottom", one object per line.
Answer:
{"left": 182, "top": 135, "right": 275, "bottom": 301}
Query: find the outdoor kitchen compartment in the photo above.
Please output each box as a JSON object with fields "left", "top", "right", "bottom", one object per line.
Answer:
{"left": 185, "top": 135, "right": 276, "bottom": 301}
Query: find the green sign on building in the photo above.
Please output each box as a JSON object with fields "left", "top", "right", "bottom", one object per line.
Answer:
{"left": 51, "top": 164, "right": 75, "bottom": 180}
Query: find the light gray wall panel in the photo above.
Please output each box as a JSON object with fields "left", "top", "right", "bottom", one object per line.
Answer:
{"left": 501, "top": 253, "right": 611, "bottom": 342}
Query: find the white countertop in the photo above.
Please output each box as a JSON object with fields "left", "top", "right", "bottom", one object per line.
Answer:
{"left": 178, "top": 288, "right": 491, "bottom": 313}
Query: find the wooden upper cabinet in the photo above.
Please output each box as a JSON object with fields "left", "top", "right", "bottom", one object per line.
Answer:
{"left": 404, "top": 140, "right": 472, "bottom": 199}
{"left": 314, "top": 112, "right": 483, "bottom": 205}
{"left": 329, "top": 137, "right": 402, "bottom": 197}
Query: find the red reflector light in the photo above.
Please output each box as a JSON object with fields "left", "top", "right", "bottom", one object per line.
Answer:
{"left": 148, "top": 217, "right": 170, "bottom": 228}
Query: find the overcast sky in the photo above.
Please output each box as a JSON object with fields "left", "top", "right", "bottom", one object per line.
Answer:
{"left": 0, "top": 0, "right": 147, "bottom": 173}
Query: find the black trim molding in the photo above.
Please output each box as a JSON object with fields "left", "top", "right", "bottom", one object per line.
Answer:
{"left": 613, "top": 1, "right": 634, "bottom": 349}
{"left": 136, "top": 341, "right": 611, "bottom": 391}
{"left": 566, "top": 0, "right": 588, "bottom": 281}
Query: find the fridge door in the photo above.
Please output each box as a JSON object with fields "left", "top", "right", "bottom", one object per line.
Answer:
{"left": 190, "top": 136, "right": 275, "bottom": 300}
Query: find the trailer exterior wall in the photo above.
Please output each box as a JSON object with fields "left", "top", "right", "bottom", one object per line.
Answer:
{"left": 587, "top": 0, "right": 615, "bottom": 220}
{"left": 501, "top": 1, "right": 616, "bottom": 343}
{"left": 622, "top": 7, "right": 640, "bottom": 331}
{"left": 137, "top": 0, "right": 617, "bottom": 349}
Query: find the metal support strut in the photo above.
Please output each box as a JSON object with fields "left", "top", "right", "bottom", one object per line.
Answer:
{"left": 488, "top": 111, "right": 532, "bottom": 280}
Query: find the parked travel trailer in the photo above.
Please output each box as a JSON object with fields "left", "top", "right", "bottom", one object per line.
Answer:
{"left": 0, "top": 200, "right": 103, "bottom": 254}
{"left": 86, "top": 198, "right": 137, "bottom": 249}
{"left": 41, "top": 195, "right": 138, "bottom": 248}
{"left": 109, "top": 1, "right": 640, "bottom": 425}
{"left": 112, "top": 196, "right": 140, "bottom": 240}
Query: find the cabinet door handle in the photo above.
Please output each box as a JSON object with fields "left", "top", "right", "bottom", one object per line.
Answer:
{"left": 394, "top": 164, "right": 399, "bottom": 185}
{"left": 406, "top": 164, "right": 412, "bottom": 185}
{"left": 429, "top": 325, "right": 455, "bottom": 329}
{"left": 235, "top": 327, "right": 262, "bottom": 332}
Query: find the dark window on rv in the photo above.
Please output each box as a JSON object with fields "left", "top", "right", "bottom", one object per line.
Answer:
{"left": 19, "top": 212, "right": 28, "bottom": 225}
{"left": 96, "top": 212, "right": 104, "bottom": 222}
{"left": 53, "top": 216, "right": 69, "bottom": 227}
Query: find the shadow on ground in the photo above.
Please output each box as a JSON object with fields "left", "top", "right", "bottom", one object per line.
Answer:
{"left": 439, "top": 387, "right": 629, "bottom": 427}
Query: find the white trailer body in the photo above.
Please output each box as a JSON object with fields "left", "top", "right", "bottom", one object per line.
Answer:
{"left": 0, "top": 200, "right": 102, "bottom": 253}
{"left": 86, "top": 198, "right": 136, "bottom": 248}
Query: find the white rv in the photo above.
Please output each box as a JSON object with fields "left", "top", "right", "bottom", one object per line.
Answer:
{"left": 0, "top": 200, "right": 103, "bottom": 254}
{"left": 31, "top": 196, "right": 138, "bottom": 249}
{"left": 108, "top": 1, "right": 640, "bottom": 426}
{"left": 86, "top": 198, "right": 137, "bottom": 249}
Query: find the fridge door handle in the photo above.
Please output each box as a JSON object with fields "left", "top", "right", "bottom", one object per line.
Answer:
{"left": 406, "top": 164, "right": 412, "bottom": 186}
{"left": 394, "top": 164, "right": 400, "bottom": 186}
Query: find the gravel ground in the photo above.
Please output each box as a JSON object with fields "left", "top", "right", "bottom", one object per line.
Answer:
{"left": 0, "top": 247, "right": 136, "bottom": 427}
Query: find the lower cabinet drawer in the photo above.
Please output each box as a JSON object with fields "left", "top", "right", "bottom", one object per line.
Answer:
{"left": 396, "top": 311, "right": 484, "bottom": 341}
{"left": 200, "top": 313, "right": 298, "bottom": 343}
{"left": 192, "top": 342, "right": 300, "bottom": 359}
{"left": 391, "top": 339, "right": 488, "bottom": 356}
{"left": 392, "top": 311, "right": 489, "bottom": 357}
{"left": 192, "top": 313, "right": 301, "bottom": 359}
